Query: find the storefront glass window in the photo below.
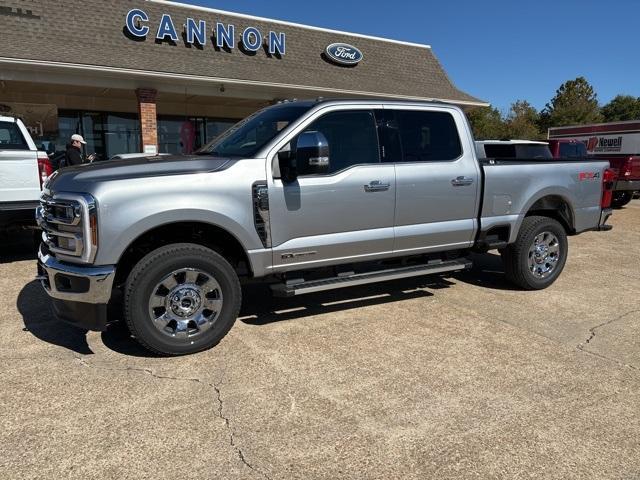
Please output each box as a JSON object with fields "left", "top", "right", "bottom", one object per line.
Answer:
{"left": 50, "top": 111, "right": 237, "bottom": 164}
{"left": 158, "top": 116, "right": 236, "bottom": 155}
{"left": 54, "top": 110, "right": 140, "bottom": 162}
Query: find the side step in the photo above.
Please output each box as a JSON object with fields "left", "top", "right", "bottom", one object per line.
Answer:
{"left": 270, "top": 258, "right": 472, "bottom": 297}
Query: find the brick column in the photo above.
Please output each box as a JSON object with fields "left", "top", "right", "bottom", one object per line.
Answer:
{"left": 136, "top": 88, "right": 158, "bottom": 155}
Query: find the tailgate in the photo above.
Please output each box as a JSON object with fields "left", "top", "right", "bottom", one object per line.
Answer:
{"left": 0, "top": 149, "right": 40, "bottom": 205}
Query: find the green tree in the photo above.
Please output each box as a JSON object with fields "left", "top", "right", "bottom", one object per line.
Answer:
{"left": 505, "top": 100, "right": 543, "bottom": 139}
{"left": 466, "top": 106, "right": 507, "bottom": 140}
{"left": 540, "top": 76, "right": 603, "bottom": 129}
{"left": 601, "top": 95, "right": 640, "bottom": 122}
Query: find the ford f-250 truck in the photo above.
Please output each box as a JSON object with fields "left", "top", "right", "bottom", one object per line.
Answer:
{"left": 37, "top": 99, "right": 614, "bottom": 356}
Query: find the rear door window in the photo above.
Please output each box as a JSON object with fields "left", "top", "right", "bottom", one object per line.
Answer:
{"left": 0, "top": 121, "right": 28, "bottom": 150}
{"left": 394, "top": 110, "right": 462, "bottom": 162}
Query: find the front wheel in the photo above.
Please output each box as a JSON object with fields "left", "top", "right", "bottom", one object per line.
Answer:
{"left": 124, "top": 243, "right": 242, "bottom": 356}
{"left": 501, "top": 216, "right": 568, "bottom": 290}
{"left": 611, "top": 191, "right": 633, "bottom": 209}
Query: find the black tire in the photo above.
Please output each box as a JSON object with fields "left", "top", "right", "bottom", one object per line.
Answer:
{"left": 124, "top": 243, "right": 241, "bottom": 356}
{"left": 611, "top": 191, "right": 633, "bottom": 209}
{"left": 501, "top": 216, "right": 568, "bottom": 290}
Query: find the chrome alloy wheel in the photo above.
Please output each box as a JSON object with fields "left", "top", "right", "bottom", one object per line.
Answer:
{"left": 528, "top": 231, "right": 561, "bottom": 279}
{"left": 148, "top": 268, "right": 223, "bottom": 339}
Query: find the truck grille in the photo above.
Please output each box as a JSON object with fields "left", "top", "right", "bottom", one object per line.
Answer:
{"left": 36, "top": 193, "right": 97, "bottom": 262}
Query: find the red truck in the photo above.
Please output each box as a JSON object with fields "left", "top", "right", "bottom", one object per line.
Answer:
{"left": 549, "top": 121, "right": 640, "bottom": 208}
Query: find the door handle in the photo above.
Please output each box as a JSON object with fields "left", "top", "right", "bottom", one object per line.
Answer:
{"left": 451, "top": 176, "right": 474, "bottom": 187}
{"left": 364, "top": 180, "right": 390, "bottom": 192}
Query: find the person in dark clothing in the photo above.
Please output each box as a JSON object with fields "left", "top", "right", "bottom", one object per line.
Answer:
{"left": 62, "top": 134, "right": 86, "bottom": 168}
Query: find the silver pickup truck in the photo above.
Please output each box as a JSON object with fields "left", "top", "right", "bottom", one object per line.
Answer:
{"left": 37, "top": 99, "right": 614, "bottom": 355}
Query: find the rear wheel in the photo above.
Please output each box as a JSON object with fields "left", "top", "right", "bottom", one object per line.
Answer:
{"left": 501, "top": 216, "right": 568, "bottom": 290}
{"left": 611, "top": 191, "right": 633, "bottom": 208}
{"left": 124, "top": 243, "right": 241, "bottom": 356}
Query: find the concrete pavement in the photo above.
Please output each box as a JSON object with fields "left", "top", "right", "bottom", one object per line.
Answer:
{"left": 1, "top": 201, "right": 639, "bottom": 479}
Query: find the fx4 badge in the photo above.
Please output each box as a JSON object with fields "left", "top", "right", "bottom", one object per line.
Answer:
{"left": 579, "top": 172, "right": 600, "bottom": 181}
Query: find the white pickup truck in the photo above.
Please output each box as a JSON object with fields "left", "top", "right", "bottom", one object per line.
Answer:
{"left": 0, "top": 116, "right": 52, "bottom": 232}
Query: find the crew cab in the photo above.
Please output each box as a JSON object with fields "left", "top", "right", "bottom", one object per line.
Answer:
{"left": 0, "top": 116, "right": 52, "bottom": 231}
{"left": 37, "top": 99, "right": 614, "bottom": 356}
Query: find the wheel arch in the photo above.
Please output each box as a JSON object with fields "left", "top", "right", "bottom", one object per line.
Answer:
{"left": 510, "top": 191, "right": 576, "bottom": 243}
{"left": 113, "top": 220, "right": 254, "bottom": 287}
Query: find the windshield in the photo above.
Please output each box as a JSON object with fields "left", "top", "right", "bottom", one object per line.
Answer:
{"left": 197, "top": 104, "right": 312, "bottom": 157}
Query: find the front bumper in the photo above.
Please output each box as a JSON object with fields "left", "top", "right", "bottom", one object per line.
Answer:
{"left": 37, "top": 246, "right": 116, "bottom": 331}
{"left": 614, "top": 180, "right": 640, "bottom": 191}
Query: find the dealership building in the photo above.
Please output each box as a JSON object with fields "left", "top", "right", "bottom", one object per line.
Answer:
{"left": 0, "top": 0, "right": 486, "bottom": 159}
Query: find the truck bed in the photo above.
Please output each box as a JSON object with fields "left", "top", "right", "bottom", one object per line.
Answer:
{"left": 479, "top": 157, "right": 610, "bottom": 243}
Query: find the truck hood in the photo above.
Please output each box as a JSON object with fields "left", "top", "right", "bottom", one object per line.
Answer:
{"left": 46, "top": 154, "right": 235, "bottom": 192}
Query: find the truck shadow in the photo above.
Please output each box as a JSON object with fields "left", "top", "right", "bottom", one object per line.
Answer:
{"left": 96, "top": 277, "right": 454, "bottom": 357}
{"left": 238, "top": 276, "right": 452, "bottom": 326}
{"left": 17, "top": 280, "right": 94, "bottom": 355}
{"left": 451, "top": 253, "right": 520, "bottom": 291}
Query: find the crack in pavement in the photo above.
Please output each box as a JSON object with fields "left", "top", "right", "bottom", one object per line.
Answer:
{"left": 73, "top": 356, "right": 270, "bottom": 480}
{"left": 213, "top": 380, "right": 272, "bottom": 480}
{"left": 577, "top": 310, "right": 640, "bottom": 371}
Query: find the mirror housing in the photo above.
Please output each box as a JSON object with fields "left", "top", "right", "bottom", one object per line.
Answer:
{"left": 296, "top": 131, "right": 330, "bottom": 176}
{"left": 277, "top": 131, "right": 331, "bottom": 182}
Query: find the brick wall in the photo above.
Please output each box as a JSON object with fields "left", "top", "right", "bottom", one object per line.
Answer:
{"left": 136, "top": 88, "right": 158, "bottom": 154}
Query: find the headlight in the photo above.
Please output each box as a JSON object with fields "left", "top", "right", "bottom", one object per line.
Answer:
{"left": 39, "top": 192, "right": 98, "bottom": 263}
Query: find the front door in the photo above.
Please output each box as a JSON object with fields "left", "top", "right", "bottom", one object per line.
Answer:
{"left": 268, "top": 108, "right": 396, "bottom": 272}
{"left": 378, "top": 107, "right": 480, "bottom": 254}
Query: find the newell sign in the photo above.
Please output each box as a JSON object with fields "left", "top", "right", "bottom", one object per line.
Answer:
{"left": 567, "top": 134, "right": 640, "bottom": 155}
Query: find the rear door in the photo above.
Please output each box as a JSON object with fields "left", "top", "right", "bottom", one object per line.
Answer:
{"left": 379, "top": 106, "right": 480, "bottom": 254}
{"left": 268, "top": 105, "right": 396, "bottom": 271}
{"left": 0, "top": 119, "right": 39, "bottom": 204}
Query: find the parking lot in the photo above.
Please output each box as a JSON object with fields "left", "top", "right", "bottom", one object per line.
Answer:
{"left": 0, "top": 201, "right": 638, "bottom": 480}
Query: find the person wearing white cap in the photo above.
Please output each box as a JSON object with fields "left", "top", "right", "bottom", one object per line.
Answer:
{"left": 63, "top": 134, "right": 87, "bottom": 167}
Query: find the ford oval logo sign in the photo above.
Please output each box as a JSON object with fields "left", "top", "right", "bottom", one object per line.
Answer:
{"left": 325, "top": 43, "right": 363, "bottom": 66}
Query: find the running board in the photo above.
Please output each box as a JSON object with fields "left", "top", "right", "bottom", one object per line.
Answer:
{"left": 270, "top": 258, "right": 472, "bottom": 297}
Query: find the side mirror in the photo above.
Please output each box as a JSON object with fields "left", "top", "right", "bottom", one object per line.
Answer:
{"left": 296, "top": 131, "right": 330, "bottom": 176}
{"left": 277, "top": 131, "right": 331, "bottom": 182}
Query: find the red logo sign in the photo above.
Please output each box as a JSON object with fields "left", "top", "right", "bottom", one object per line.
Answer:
{"left": 587, "top": 137, "right": 599, "bottom": 151}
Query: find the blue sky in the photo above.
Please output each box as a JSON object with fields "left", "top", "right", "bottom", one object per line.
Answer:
{"left": 186, "top": 0, "right": 639, "bottom": 113}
